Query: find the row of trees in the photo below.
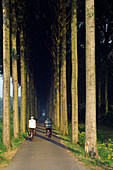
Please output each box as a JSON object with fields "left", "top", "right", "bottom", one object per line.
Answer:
{"left": 1, "top": 0, "right": 40, "bottom": 148}
{"left": 44, "top": 0, "right": 97, "bottom": 156}
{"left": 45, "top": 0, "right": 113, "bottom": 156}
{"left": 1, "top": 0, "right": 113, "bottom": 158}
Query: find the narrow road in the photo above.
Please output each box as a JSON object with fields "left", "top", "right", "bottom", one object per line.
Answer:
{"left": 5, "top": 116, "right": 87, "bottom": 170}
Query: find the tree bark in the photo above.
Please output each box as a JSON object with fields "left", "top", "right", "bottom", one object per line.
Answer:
{"left": 30, "top": 73, "right": 35, "bottom": 116}
{"left": 85, "top": 0, "right": 98, "bottom": 156}
{"left": 2, "top": 0, "right": 10, "bottom": 148}
{"left": 20, "top": 28, "right": 26, "bottom": 133}
{"left": 62, "top": 5, "right": 68, "bottom": 135}
{"left": 56, "top": 46, "right": 60, "bottom": 128}
{"left": 26, "top": 70, "right": 30, "bottom": 123}
{"left": 71, "top": 0, "right": 78, "bottom": 144}
{"left": 11, "top": 0, "right": 19, "bottom": 138}
{"left": 12, "top": 37, "right": 19, "bottom": 138}
{"left": 60, "top": 60, "right": 63, "bottom": 132}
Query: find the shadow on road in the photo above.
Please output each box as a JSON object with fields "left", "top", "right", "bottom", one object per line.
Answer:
{"left": 26, "top": 118, "right": 82, "bottom": 157}
{"left": 36, "top": 129, "right": 62, "bottom": 140}
{"left": 37, "top": 126, "right": 45, "bottom": 131}
{"left": 35, "top": 133, "right": 66, "bottom": 149}
{"left": 34, "top": 133, "right": 82, "bottom": 155}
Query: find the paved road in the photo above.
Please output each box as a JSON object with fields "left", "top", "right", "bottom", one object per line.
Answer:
{"left": 5, "top": 117, "right": 87, "bottom": 170}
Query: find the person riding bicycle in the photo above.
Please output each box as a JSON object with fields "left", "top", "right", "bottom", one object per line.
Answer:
{"left": 28, "top": 116, "right": 36, "bottom": 135}
{"left": 44, "top": 117, "right": 52, "bottom": 136}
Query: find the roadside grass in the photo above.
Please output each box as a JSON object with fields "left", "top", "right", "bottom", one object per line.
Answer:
{"left": 0, "top": 114, "right": 27, "bottom": 167}
{"left": 53, "top": 124, "right": 113, "bottom": 169}
{"left": 0, "top": 155, "right": 9, "bottom": 164}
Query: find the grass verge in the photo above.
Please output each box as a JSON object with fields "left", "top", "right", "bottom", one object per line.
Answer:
{"left": 0, "top": 133, "right": 27, "bottom": 168}
{"left": 0, "top": 116, "right": 27, "bottom": 168}
{"left": 53, "top": 124, "right": 113, "bottom": 170}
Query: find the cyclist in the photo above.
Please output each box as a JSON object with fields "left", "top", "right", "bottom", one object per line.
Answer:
{"left": 28, "top": 116, "right": 36, "bottom": 135}
{"left": 44, "top": 117, "right": 52, "bottom": 136}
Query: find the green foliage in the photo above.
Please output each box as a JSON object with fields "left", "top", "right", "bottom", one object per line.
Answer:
{"left": 54, "top": 123, "right": 113, "bottom": 169}
{"left": 0, "top": 143, "right": 7, "bottom": 154}
{"left": 0, "top": 155, "right": 9, "bottom": 164}
{"left": 18, "top": 15, "right": 23, "bottom": 19}
{"left": 86, "top": 11, "right": 95, "bottom": 18}
{"left": 80, "top": 44, "right": 84, "bottom": 48}
{"left": 19, "top": 132, "right": 27, "bottom": 140}
{"left": 97, "top": 130, "right": 105, "bottom": 143}
{"left": 10, "top": 48, "right": 19, "bottom": 60}
{"left": 78, "top": 130, "right": 85, "bottom": 147}
{"left": 0, "top": 113, "right": 27, "bottom": 167}
{"left": 98, "top": 143, "right": 109, "bottom": 160}
{"left": 10, "top": 109, "right": 14, "bottom": 138}
{"left": 0, "top": 119, "right": 8, "bottom": 154}
{"left": 97, "top": 139, "right": 113, "bottom": 164}
{"left": 11, "top": 136, "right": 23, "bottom": 149}
{"left": 68, "top": 123, "right": 71, "bottom": 136}
{"left": 0, "top": 110, "right": 27, "bottom": 155}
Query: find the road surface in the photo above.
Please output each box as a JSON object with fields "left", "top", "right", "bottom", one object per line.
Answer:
{"left": 5, "top": 116, "right": 87, "bottom": 170}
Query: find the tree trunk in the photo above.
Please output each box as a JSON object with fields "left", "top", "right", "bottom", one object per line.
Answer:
{"left": 56, "top": 31, "right": 60, "bottom": 129}
{"left": 49, "top": 86, "right": 52, "bottom": 120}
{"left": 62, "top": 5, "right": 68, "bottom": 135}
{"left": 85, "top": 0, "right": 98, "bottom": 156}
{"left": 30, "top": 73, "right": 35, "bottom": 116}
{"left": 35, "top": 87, "right": 39, "bottom": 119}
{"left": 71, "top": 0, "right": 78, "bottom": 144}
{"left": 11, "top": 0, "right": 19, "bottom": 138}
{"left": 20, "top": 28, "right": 26, "bottom": 133}
{"left": 98, "top": 70, "right": 101, "bottom": 118}
{"left": 2, "top": 0, "right": 10, "bottom": 148}
{"left": 53, "top": 79, "right": 56, "bottom": 123}
{"left": 12, "top": 37, "right": 19, "bottom": 138}
{"left": 60, "top": 60, "right": 63, "bottom": 132}
{"left": 26, "top": 71, "right": 30, "bottom": 123}
{"left": 105, "top": 67, "right": 108, "bottom": 114}
{"left": 29, "top": 73, "right": 32, "bottom": 118}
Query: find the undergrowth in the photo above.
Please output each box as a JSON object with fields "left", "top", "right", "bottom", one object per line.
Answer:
{"left": 53, "top": 123, "right": 113, "bottom": 169}
{"left": 0, "top": 111, "right": 27, "bottom": 165}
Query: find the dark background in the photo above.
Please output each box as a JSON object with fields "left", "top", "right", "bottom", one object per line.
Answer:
{"left": 0, "top": 0, "right": 113, "bottom": 125}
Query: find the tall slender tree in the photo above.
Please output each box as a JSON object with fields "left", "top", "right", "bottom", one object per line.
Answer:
{"left": 85, "top": 0, "right": 98, "bottom": 155}
{"left": 56, "top": 37, "right": 60, "bottom": 128}
{"left": 62, "top": 3, "right": 68, "bottom": 135}
{"left": 30, "top": 73, "right": 35, "bottom": 116}
{"left": 105, "top": 31, "right": 109, "bottom": 115}
{"left": 26, "top": 68, "right": 30, "bottom": 123}
{"left": 60, "top": 55, "right": 63, "bottom": 132}
{"left": 55, "top": 5, "right": 61, "bottom": 129}
{"left": 105, "top": 67, "right": 108, "bottom": 114}
{"left": 2, "top": 0, "right": 10, "bottom": 148}
{"left": 71, "top": 0, "right": 78, "bottom": 144}
{"left": 20, "top": 27, "right": 26, "bottom": 133}
{"left": 11, "top": 0, "right": 19, "bottom": 138}
{"left": 53, "top": 71, "right": 57, "bottom": 126}
{"left": 34, "top": 87, "right": 38, "bottom": 119}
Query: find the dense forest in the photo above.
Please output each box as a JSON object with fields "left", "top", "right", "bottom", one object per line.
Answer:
{"left": 0, "top": 0, "right": 113, "bottom": 160}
